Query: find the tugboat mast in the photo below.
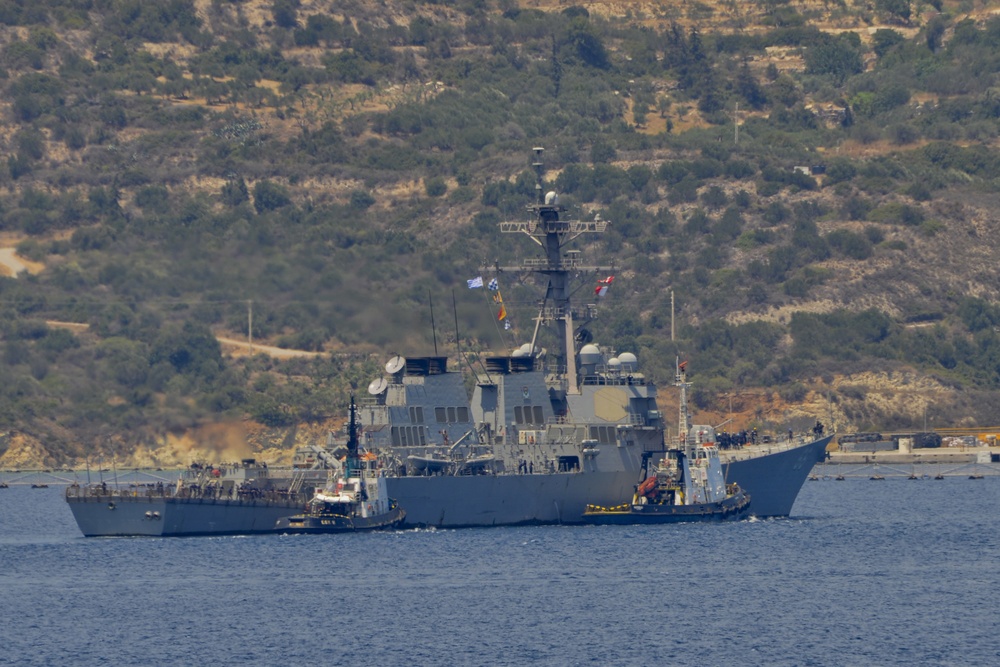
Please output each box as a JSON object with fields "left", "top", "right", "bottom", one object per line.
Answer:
{"left": 346, "top": 394, "right": 359, "bottom": 475}
{"left": 498, "top": 147, "right": 611, "bottom": 395}
{"left": 676, "top": 360, "right": 691, "bottom": 449}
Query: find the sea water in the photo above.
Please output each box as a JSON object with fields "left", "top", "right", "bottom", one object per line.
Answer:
{"left": 1, "top": 477, "right": 998, "bottom": 667}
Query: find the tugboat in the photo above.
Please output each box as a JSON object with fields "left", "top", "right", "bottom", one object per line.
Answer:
{"left": 582, "top": 361, "right": 751, "bottom": 525}
{"left": 275, "top": 397, "right": 405, "bottom": 534}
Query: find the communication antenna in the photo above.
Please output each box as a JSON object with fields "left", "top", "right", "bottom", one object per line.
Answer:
{"left": 367, "top": 377, "right": 388, "bottom": 395}
{"left": 429, "top": 290, "right": 439, "bottom": 356}
{"left": 385, "top": 355, "right": 406, "bottom": 375}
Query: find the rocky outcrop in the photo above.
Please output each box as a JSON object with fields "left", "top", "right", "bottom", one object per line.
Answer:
{"left": 0, "top": 432, "right": 56, "bottom": 469}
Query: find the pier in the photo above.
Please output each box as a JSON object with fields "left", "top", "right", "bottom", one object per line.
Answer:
{"left": 812, "top": 447, "right": 1000, "bottom": 478}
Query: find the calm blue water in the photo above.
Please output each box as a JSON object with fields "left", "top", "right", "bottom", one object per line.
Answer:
{"left": 2, "top": 478, "right": 998, "bottom": 666}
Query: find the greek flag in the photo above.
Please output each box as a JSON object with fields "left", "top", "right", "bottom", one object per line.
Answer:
{"left": 487, "top": 278, "right": 499, "bottom": 291}
{"left": 467, "top": 276, "right": 484, "bottom": 289}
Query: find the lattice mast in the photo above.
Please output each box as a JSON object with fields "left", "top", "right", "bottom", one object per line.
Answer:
{"left": 498, "top": 147, "right": 611, "bottom": 395}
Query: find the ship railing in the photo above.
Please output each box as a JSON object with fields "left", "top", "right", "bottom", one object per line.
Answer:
{"left": 501, "top": 220, "right": 607, "bottom": 235}
{"left": 716, "top": 434, "right": 820, "bottom": 461}
{"left": 64, "top": 482, "right": 315, "bottom": 504}
{"left": 356, "top": 398, "right": 390, "bottom": 413}
{"left": 538, "top": 306, "right": 568, "bottom": 320}
{"left": 625, "top": 414, "right": 647, "bottom": 426}
{"left": 521, "top": 257, "right": 584, "bottom": 270}
{"left": 579, "top": 373, "right": 645, "bottom": 387}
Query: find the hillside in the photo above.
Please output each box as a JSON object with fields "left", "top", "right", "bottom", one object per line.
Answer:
{"left": 3, "top": 0, "right": 1000, "bottom": 467}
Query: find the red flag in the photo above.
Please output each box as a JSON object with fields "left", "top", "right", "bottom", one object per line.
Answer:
{"left": 595, "top": 276, "right": 614, "bottom": 297}
{"left": 498, "top": 305, "right": 507, "bottom": 321}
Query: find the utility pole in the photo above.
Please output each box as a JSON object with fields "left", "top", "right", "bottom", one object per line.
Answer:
{"left": 734, "top": 102, "right": 739, "bottom": 145}
{"left": 670, "top": 288, "right": 675, "bottom": 341}
{"left": 247, "top": 300, "right": 253, "bottom": 356}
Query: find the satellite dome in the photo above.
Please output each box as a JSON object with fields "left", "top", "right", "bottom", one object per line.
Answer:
{"left": 545, "top": 191, "right": 559, "bottom": 205}
{"left": 579, "top": 344, "right": 602, "bottom": 366}
{"left": 608, "top": 357, "right": 621, "bottom": 370}
{"left": 511, "top": 348, "right": 526, "bottom": 358}
{"left": 618, "top": 352, "right": 637, "bottom": 371}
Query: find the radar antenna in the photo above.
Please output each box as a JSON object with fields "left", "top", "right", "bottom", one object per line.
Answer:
{"left": 494, "top": 147, "right": 613, "bottom": 395}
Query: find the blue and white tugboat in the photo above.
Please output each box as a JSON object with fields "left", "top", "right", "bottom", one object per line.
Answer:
{"left": 582, "top": 362, "right": 751, "bottom": 525}
{"left": 275, "top": 398, "right": 405, "bottom": 534}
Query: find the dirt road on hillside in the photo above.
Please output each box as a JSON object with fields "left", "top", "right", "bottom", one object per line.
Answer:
{"left": 216, "top": 336, "right": 324, "bottom": 359}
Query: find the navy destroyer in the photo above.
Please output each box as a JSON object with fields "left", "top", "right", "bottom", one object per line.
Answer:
{"left": 65, "top": 148, "right": 830, "bottom": 536}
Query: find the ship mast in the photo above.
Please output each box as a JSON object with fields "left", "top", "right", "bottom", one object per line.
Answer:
{"left": 676, "top": 360, "right": 691, "bottom": 449}
{"left": 498, "top": 147, "right": 611, "bottom": 395}
{"left": 346, "top": 394, "right": 359, "bottom": 475}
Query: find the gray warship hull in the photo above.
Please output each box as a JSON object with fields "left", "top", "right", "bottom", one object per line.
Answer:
{"left": 64, "top": 437, "right": 829, "bottom": 535}
{"left": 722, "top": 435, "right": 831, "bottom": 517}
{"left": 383, "top": 469, "right": 640, "bottom": 528}
{"left": 65, "top": 493, "right": 307, "bottom": 537}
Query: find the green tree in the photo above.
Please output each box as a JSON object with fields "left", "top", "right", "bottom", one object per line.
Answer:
{"left": 805, "top": 35, "right": 863, "bottom": 84}
{"left": 272, "top": 0, "right": 300, "bottom": 29}
{"left": 872, "top": 29, "right": 904, "bottom": 58}
{"left": 736, "top": 62, "right": 767, "bottom": 110}
{"left": 566, "top": 20, "right": 610, "bottom": 69}
{"left": 252, "top": 181, "right": 292, "bottom": 213}
{"left": 222, "top": 177, "right": 249, "bottom": 207}
{"left": 875, "top": 0, "right": 911, "bottom": 24}
{"left": 424, "top": 177, "right": 447, "bottom": 197}
{"left": 150, "top": 322, "right": 222, "bottom": 376}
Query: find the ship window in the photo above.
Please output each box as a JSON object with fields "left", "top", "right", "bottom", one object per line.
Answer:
{"left": 516, "top": 406, "right": 545, "bottom": 425}
{"left": 457, "top": 407, "right": 469, "bottom": 422}
{"left": 409, "top": 407, "right": 424, "bottom": 423}
{"left": 435, "top": 407, "right": 447, "bottom": 423}
{"left": 557, "top": 456, "right": 580, "bottom": 472}
{"left": 532, "top": 406, "right": 544, "bottom": 424}
{"left": 391, "top": 427, "right": 401, "bottom": 447}
{"left": 589, "top": 426, "right": 616, "bottom": 445}
{"left": 448, "top": 407, "right": 457, "bottom": 422}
